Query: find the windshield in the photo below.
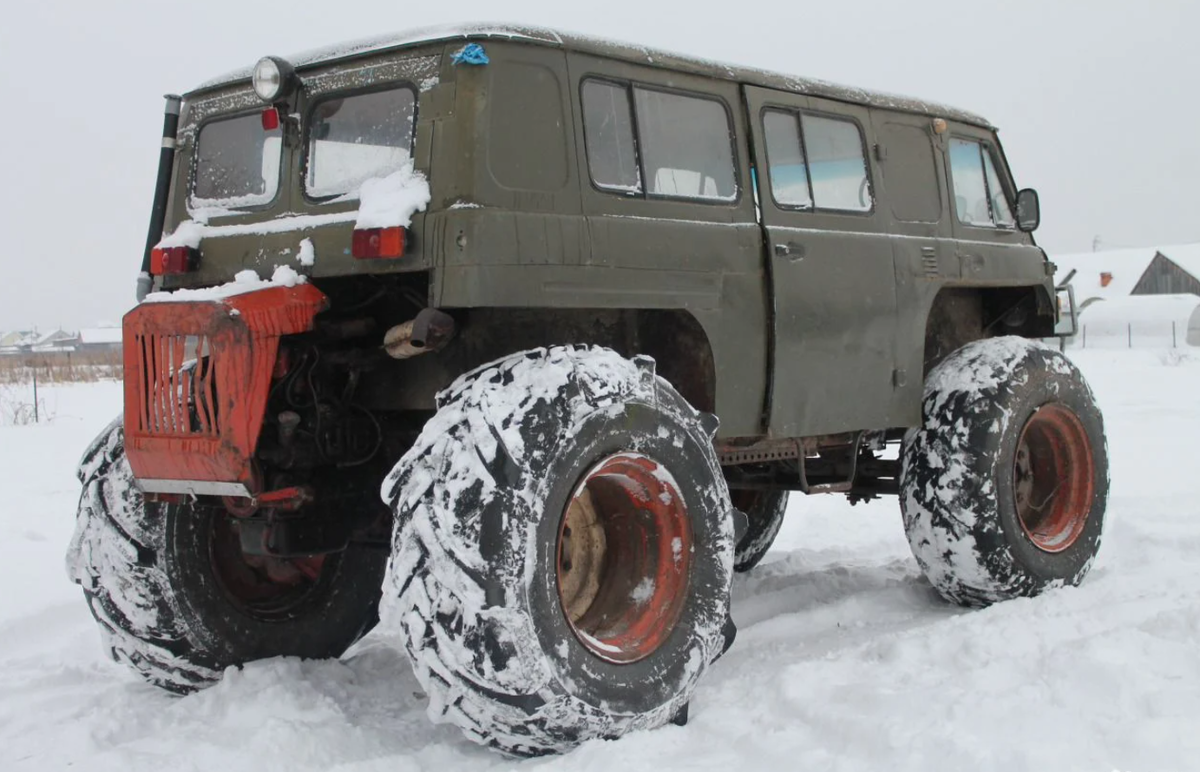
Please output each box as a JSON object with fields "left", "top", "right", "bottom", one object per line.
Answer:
{"left": 192, "top": 112, "right": 282, "bottom": 209}
{"left": 306, "top": 87, "right": 417, "bottom": 198}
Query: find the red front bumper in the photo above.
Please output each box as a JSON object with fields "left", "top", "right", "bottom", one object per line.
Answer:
{"left": 122, "top": 284, "right": 328, "bottom": 496}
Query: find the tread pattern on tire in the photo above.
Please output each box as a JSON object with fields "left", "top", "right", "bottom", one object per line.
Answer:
{"left": 900, "top": 337, "right": 1108, "bottom": 607}
{"left": 66, "top": 417, "right": 222, "bottom": 692}
{"left": 733, "top": 491, "right": 788, "bottom": 573}
{"left": 380, "top": 346, "right": 733, "bottom": 756}
{"left": 67, "top": 417, "right": 387, "bottom": 693}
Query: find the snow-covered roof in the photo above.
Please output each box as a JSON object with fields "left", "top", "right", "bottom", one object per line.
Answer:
{"left": 1052, "top": 242, "right": 1200, "bottom": 305}
{"left": 0, "top": 331, "right": 34, "bottom": 348}
{"left": 78, "top": 328, "right": 122, "bottom": 345}
{"left": 34, "top": 330, "right": 78, "bottom": 346}
{"left": 1052, "top": 247, "right": 1158, "bottom": 304}
{"left": 191, "top": 23, "right": 991, "bottom": 128}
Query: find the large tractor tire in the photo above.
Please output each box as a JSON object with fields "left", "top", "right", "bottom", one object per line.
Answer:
{"left": 731, "top": 490, "right": 788, "bottom": 572}
{"left": 900, "top": 337, "right": 1108, "bottom": 607}
{"left": 381, "top": 346, "right": 736, "bottom": 756}
{"left": 66, "top": 417, "right": 387, "bottom": 693}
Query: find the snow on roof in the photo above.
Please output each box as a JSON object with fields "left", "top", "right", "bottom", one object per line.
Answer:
{"left": 78, "top": 328, "right": 122, "bottom": 345}
{"left": 0, "top": 331, "right": 33, "bottom": 347}
{"left": 190, "top": 23, "right": 989, "bottom": 127}
{"left": 1052, "top": 242, "right": 1200, "bottom": 304}
{"left": 34, "top": 330, "right": 78, "bottom": 346}
{"left": 1052, "top": 247, "right": 1158, "bottom": 304}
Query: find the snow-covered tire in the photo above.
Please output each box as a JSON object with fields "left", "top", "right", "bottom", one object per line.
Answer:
{"left": 66, "top": 417, "right": 387, "bottom": 693}
{"left": 732, "top": 490, "right": 788, "bottom": 572}
{"left": 900, "top": 337, "right": 1108, "bottom": 607}
{"left": 381, "top": 346, "right": 736, "bottom": 756}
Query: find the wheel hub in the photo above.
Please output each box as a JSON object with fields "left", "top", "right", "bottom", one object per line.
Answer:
{"left": 1013, "top": 403, "right": 1095, "bottom": 552}
{"left": 556, "top": 453, "right": 692, "bottom": 663}
{"left": 209, "top": 511, "right": 326, "bottom": 618}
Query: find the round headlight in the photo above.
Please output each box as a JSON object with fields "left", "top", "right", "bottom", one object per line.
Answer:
{"left": 252, "top": 56, "right": 295, "bottom": 102}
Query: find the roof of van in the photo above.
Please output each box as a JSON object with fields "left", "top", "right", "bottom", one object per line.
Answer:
{"left": 191, "top": 23, "right": 993, "bottom": 128}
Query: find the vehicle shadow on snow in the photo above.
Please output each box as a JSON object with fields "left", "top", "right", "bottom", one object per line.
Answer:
{"left": 731, "top": 550, "right": 955, "bottom": 632}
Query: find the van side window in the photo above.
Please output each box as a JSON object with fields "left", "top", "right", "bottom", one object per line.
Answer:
{"left": 762, "top": 110, "right": 811, "bottom": 207}
{"left": 632, "top": 88, "right": 737, "bottom": 201}
{"left": 763, "top": 110, "right": 871, "bottom": 212}
{"left": 949, "top": 138, "right": 1015, "bottom": 228}
{"left": 581, "top": 78, "right": 737, "bottom": 202}
{"left": 582, "top": 80, "right": 641, "bottom": 194}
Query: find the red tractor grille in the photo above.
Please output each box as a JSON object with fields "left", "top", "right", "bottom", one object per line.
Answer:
{"left": 132, "top": 333, "right": 219, "bottom": 437}
{"left": 122, "top": 284, "right": 328, "bottom": 494}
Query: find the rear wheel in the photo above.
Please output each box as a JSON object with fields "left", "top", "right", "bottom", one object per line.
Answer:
{"left": 381, "top": 346, "right": 736, "bottom": 756}
{"left": 66, "top": 418, "right": 387, "bottom": 693}
{"left": 900, "top": 337, "right": 1108, "bottom": 606}
{"left": 731, "top": 490, "right": 788, "bottom": 572}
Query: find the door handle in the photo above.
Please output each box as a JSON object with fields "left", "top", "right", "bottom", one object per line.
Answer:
{"left": 774, "top": 242, "right": 805, "bottom": 259}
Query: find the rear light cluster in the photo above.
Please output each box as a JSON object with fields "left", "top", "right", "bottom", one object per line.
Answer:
{"left": 149, "top": 227, "right": 405, "bottom": 277}
{"left": 261, "top": 107, "right": 281, "bottom": 131}
{"left": 150, "top": 245, "right": 199, "bottom": 275}
{"left": 352, "top": 226, "right": 406, "bottom": 259}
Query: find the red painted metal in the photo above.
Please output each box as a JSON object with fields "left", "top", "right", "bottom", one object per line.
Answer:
{"left": 557, "top": 452, "right": 692, "bottom": 664}
{"left": 122, "top": 284, "right": 328, "bottom": 493}
{"left": 1013, "top": 403, "right": 1096, "bottom": 553}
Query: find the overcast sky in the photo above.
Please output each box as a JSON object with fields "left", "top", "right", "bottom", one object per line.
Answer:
{"left": 1, "top": 0, "right": 1196, "bottom": 330}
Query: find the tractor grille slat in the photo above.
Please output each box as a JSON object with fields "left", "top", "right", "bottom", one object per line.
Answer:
{"left": 133, "top": 332, "right": 219, "bottom": 438}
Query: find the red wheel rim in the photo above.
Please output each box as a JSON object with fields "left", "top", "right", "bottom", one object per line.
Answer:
{"left": 209, "top": 513, "right": 327, "bottom": 619}
{"left": 1013, "top": 403, "right": 1095, "bottom": 553}
{"left": 556, "top": 453, "right": 692, "bottom": 664}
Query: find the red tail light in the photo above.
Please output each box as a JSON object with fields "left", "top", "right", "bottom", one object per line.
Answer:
{"left": 150, "top": 246, "right": 199, "bottom": 275}
{"left": 352, "top": 227, "right": 405, "bottom": 259}
{"left": 261, "top": 107, "right": 280, "bottom": 131}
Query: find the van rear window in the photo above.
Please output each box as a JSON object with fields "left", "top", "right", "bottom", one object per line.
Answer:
{"left": 192, "top": 112, "right": 282, "bottom": 208}
{"left": 306, "top": 87, "right": 416, "bottom": 198}
{"left": 582, "top": 79, "right": 737, "bottom": 203}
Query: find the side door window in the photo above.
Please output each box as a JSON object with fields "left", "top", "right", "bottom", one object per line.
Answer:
{"left": 949, "top": 138, "right": 1015, "bottom": 228}
{"left": 762, "top": 108, "right": 872, "bottom": 213}
{"left": 580, "top": 78, "right": 739, "bottom": 203}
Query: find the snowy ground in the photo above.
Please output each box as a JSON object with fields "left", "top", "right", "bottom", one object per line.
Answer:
{"left": 1, "top": 350, "right": 1197, "bottom": 771}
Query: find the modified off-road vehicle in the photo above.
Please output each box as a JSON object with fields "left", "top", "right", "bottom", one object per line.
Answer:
{"left": 67, "top": 24, "right": 1106, "bottom": 755}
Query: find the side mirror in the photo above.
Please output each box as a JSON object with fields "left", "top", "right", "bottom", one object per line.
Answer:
{"left": 1016, "top": 188, "right": 1040, "bottom": 232}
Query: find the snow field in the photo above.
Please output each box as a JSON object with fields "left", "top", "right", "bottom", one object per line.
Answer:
{"left": 0, "top": 350, "right": 1197, "bottom": 770}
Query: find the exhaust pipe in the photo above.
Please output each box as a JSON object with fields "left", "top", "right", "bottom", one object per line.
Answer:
{"left": 137, "top": 94, "right": 183, "bottom": 302}
{"left": 383, "top": 308, "right": 456, "bottom": 359}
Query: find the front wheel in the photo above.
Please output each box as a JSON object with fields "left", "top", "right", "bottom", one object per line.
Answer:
{"left": 381, "top": 346, "right": 736, "bottom": 756}
{"left": 66, "top": 418, "right": 387, "bottom": 692}
{"left": 900, "top": 337, "right": 1108, "bottom": 607}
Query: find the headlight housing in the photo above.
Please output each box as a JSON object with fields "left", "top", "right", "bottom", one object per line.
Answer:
{"left": 252, "top": 56, "right": 297, "bottom": 103}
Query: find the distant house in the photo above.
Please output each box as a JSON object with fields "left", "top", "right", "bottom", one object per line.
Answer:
{"left": 78, "top": 327, "right": 123, "bottom": 354}
{"left": 30, "top": 330, "right": 79, "bottom": 354}
{"left": 0, "top": 331, "right": 36, "bottom": 356}
{"left": 1053, "top": 243, "right": 1200, "bottom": 309}
{"left": 1052, "top": 243, "right": 1200, "bottom": 348}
